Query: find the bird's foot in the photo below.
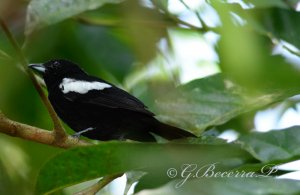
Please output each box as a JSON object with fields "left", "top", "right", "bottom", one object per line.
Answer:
{"left": 72, "top": 127, "right": 95, "bottom": 139}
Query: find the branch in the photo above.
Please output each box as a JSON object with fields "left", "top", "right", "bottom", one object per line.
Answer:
{"left": 178, "top": 0, "right": 210, "bottom": 32}
{"left": 0, "top": 111, "right": 125, "bottom": 193}
{"left": 0, "top": 18, "right": 67, "bottom": 142}
{"left": 74, "top": 174, "right": 123, "bottom": 195}
{"left": 0, "top": 111, "right": 89, "bottom": 148}
{"left": 150, "top": 0, "right": 216, "bottom": 33}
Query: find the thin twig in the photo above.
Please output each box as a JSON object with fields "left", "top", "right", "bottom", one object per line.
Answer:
{"left": 178, "top": 0, "right": 210, "bottom": 32}
{"left": 267, "top": 32, "right": 300, "bottom": 57}
{"left": 150, "top": 0, "right": 216, "bottom": 33}
{"left": 74, "top": 174, "right": 123, "bottom": 195}
{"left": 0, "top": 18, "right": 67, "bottom": 143}
{"left": 282, "top": 44, "right": 300, "bottom": 57}
{"left": 150, "top": 0, "right": 201, "bottom": 30}
{"left": 166, "top": 12, "right": 202, "bottom": 30}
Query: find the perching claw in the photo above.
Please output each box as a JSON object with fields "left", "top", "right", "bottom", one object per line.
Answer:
{"left": 72, "top": 127, "right": 95, "bottom": 139}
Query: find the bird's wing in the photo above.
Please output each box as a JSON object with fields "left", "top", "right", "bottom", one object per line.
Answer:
{"left": 63, "top": 84, "right": 154, "bottom": 116}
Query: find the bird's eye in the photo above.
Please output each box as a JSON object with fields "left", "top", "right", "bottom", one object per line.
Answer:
{"left": 53, "top": 61, "right": 60, "bottom": 66}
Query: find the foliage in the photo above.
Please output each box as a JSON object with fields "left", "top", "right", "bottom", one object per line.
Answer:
{"left": 1, "top": 0, "right": 300, "bottom": 194}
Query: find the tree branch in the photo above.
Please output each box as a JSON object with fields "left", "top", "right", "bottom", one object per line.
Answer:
{"left": 178, "top": 0, "right": 210, "bottom": 32}
{"left": 150, "top": 0, "right": 216, "bottom": 33}
{"left": 0, "top": 18, "right": 67, "bottom": 143}
{"left": 0, "top": 111, "right": 124, "bottom": 193}
{"left": 0, "top": 111, "right": 89, "bottom": 148}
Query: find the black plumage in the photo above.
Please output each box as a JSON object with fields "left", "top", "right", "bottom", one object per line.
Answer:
{"left": 29, "top": 59, "right": 195, "bottom": 142}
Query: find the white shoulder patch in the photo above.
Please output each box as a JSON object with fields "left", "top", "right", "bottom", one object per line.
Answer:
{"left": 59, "top": 78, "right": 111, "bottom": 94}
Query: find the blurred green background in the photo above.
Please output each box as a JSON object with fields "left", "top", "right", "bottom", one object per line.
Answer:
{"left": 1, "top": 0, "right": 300, "bottom": 194}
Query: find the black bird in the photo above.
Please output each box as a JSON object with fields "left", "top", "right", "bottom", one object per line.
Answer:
{"left": 29, "top": 59, "right": 195, "bottom": 142}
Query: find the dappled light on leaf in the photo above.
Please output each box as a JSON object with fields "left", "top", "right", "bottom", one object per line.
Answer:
{"left": 25, "top": 0, "right": 124, "bottom": 35}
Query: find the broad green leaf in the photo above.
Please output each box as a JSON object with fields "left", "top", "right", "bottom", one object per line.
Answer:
{"left": 25, "top": 0, "right": 124, "bottom": 36}
{"left": 229, "top": 6, "right": 300, "bottom": 49}
{"left": 257, "top": 8, "right": 300, "bottom": 49}
{"left": 134, "top": 128, "right": 300, "bottom": 192}
{"left": 134, "top": 136, "right": 230, "bottom": 193}
{"left": 137, "top": 177, "right": 300, "bottom": 195}
{"left": 155, "top": 74, "right": 289, "bottom": 135}
{"left": 136, "top": 129, "right": 300, "bottom": 193}
{"left": 173, "top": 136, "right": 227, "bottom": 145}
{"left": 77, "top": 7, "right": 121, "bottom": 26}
{"left": 226, "top": 4, "right": 300, "bottom": 49}
{"left": 35, "top": 141, "right": 254, "bottom": 194}
{"left": 243, "top": 0, "right": 289, "bottom": 8}
{"left": 239, "top": 126, "right": 300, "bottom": 163}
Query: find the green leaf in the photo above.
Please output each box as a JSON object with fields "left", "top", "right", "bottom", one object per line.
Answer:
{"left": 134, "top": 136, "right": 230, "bottom": 193}
{"left": 238, "top": 126, "right": 300, "bottom": 163}
{"left": 77, "top": 5, "right": 121, "bottom": 26}
{"left": 172, "top": 136, "right": 228, "bottom": 145}
{"left": 243, "top": 0, "right": 289, "bottom": 9}
{"left": 35, "top": 141, "right": 254, "bottom": 194}
{"left": 154, "top": 74, "right": 289, "bottom": 135}
{"left": 230, "top": 6, "right": 300, "bottom": 49}
{"left": 238, "top": 7, "right": 300, "bottom": 50}
{"left": 257, "top": 8, "right": 300, "bottom": 49}
{"left": 137, "top": 177, "right": 300, "bottom": 195}
{"left": 25, "top": 0, "right": 124, "bottom": 36}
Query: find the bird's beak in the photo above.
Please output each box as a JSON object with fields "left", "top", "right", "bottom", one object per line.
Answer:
{"left": 28, "top": 64, "right": 46, "bottom": 75}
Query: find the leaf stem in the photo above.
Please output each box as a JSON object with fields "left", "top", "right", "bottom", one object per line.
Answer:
{"left": 0, "top": 18, "right": 67, "bottom": 143}
{"left": 74, "top": 174, "right": 123, "bottom": 195}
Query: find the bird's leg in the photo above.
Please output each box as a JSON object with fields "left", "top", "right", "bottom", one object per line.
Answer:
{"left": 72, "top": 127, "right": 95, "bottom": 138}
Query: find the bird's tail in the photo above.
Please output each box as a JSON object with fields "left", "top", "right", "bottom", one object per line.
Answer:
{"left": 152, "top": 121, "right": 196, "bottom": 140}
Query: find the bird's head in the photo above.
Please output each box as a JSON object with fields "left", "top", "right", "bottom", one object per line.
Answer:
{"left": 29, "top": 59, "right": 86, "bottom": 86}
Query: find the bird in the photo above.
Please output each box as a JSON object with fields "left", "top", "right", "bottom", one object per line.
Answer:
{"left": 29, "top": 59, "right": 195, "bottom": 142}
